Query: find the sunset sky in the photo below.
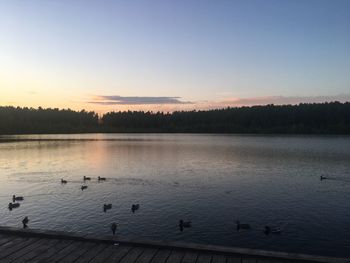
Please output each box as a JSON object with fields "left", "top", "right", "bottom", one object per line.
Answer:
{"left": 1, "top": 0, "right": 350, "bottom": 113}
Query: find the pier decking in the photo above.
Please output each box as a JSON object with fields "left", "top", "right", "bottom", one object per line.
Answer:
{"left": 0, "top": 227, "right": 349, "bottom": 263}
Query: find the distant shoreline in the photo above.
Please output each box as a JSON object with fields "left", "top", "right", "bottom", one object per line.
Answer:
{"left": 1, "top": 132, "right": 350, "bottom": 137}
{"left": 1, "top": 102, "right": 350, "bottom": 135}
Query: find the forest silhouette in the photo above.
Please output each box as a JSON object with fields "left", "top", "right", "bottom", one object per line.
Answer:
{"left": 0, "top": 102, "right": 349, "bottom": 134}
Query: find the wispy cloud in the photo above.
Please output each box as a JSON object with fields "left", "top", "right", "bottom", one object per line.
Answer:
{"left": 86, "top": 94, "right": 350, "bottom": 113}
{"left": 219, "top": 94, "right": 350, "bottom": 106}
{"left": 90, "top": 95, "right": 193, "bottom": 105}
{"left": 186, "top": 94, "right": 350, "bottom": 112}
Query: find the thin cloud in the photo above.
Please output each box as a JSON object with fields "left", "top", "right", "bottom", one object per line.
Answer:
{"left": 220, "top": 94, "right": 350, "bottom": 106}
{"left": 90, "top": 95, "right": 193, "bottom": 105}
{"left": 86, "top": 94, "right": 350, "bottom": 113}
{"left": 184, "top": 94, "right": 350, "bottom": 112}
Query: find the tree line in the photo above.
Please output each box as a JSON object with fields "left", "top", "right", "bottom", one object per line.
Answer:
{"left": 1, "top": 102, "right": 350, "bottom": 134}
{"left": 0, "top": 107, "right": 99, "bottom": 134}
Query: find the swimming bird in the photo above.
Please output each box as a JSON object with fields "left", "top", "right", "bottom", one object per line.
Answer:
{"left": 8, "top": 203, "right": 20, "bottom": 210}
{"left": 179, "top": 220, "right": 191, "bottom": 228}
{"left": 12, "top": 195, "right": 24, "bottom": 202}
{"left": 22, "top": 216, "right": 29, "bottom": 228}
{"left": 320, "top": 176, "right": 328, "bottom": 181}
{"left": 264, "top": 226, "right": 281, "bottom": 235}
{"left": 61, "top": 179, "right": 67, "bottom": 184}
{"left": 81, "top": 185, "right": 88, "bottom": 191}
{"left": 131, "top": 204, "right": 140, "bottom": 213}
{"left": 98, "top": 176, "right": 106, "bottom": 181}
{"left": 236, "top": 221, "right": 251, "bottom": 231}
{"left": 111, "top": 222, "right": 117, "bottom": 235}
{"left": 83, "top": 176, "right": 91, "bottom": 181}
{"left": 103, "top": 204, "right": 112, "bottom": 212}
{"left": 179, "top": 220, "right": 191, "bottom": 231}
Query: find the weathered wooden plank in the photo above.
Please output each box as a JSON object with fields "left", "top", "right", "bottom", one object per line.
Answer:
{"left": 0, "top": 227, "right": 349, "bottom": 263}
{"left": 0, "top": 234, "right": 17, "bottom": 246}
{"left": 59, "top": 241, "right": 96, "bottom": 263}
{"left": 242, "top": 256, "right": 257, "bottom": 263}
{"left": 88, "top": 244, "right": 121, "bottom": 263}
{"left": 74, "top": 243, "right": 108, "bottom": 263}
{"left": 27, "top": 239, "right": 74, "bottom": 263}
{"left": 256, "top": 259, "right": 275, "bottom": 263}
{"left": 226, "top": 255, "right": 242, "bottom": 263}
{"left": 150, "top": 249, "right": 172, "bottom": 263}
{"left": 1, "top": 238, "right": 43, "bottom": 263}
{"left": 166, "top": 250, "right": 185, "bottom": 263}
{"left": 256, "top": 259, "right": 297, "bottom": 263}
{"left": 0, "top": 237, "right": 28, "bottom": 254}
{"left": 196, "top": 253, "right": 212, "bottom": 263}
{"left": 0, "top": 233, "right": 9, "bottom": 239}
{"left": 10, "top": 238, "right": 60, "bottom": 263}
{"left": 0, "top": 237, "right": 34, "bottom": 259}
{"left": 133, "top": 248, "right": 158, "bottom": 263}
{"left": 45, "top": 241, "right": 85, "bottom": 262}
{"left": 181, "top": 252, "right": 198, "bottom": 263}
{"left": 119, "top": 247, "right": 144, "bottom": 263}
{"left": 104, "top": 245, "right": 133, "bottom": 263}
{"left": 212, "top": 254, "right": 226, "bottom": 263}
{"left": 256, "top": 258, "right": 273, "bottom": 263}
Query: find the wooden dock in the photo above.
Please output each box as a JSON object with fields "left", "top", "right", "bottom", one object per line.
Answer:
{"left": 0, "top": 226, "right": 349, "bottom": 263}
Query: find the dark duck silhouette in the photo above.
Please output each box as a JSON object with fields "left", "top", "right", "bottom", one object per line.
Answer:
{"left": 179, "top": 220, "right": 191, "bottom": 231}
{"left": 264, "top": 226, "right": 271, "bottom": 235}
{"left": 103, "top": 204, "right": 112, "bottom": 212}
{"left": 131, "top": 204, "right": 140, "bottom": 213}
{"left": 98, "top": 176, "right": 106, "bottom": 181}
{"left": 320, "top": 176, "right": 328, "bottom": 181}
{"left": 8, "top": 202, "right": 20, "bottom": 211}
{"left": 81, "top": 185, "right": 88, "bottom": 191}
{"left": 111, "top": 222, "right": 117, "bottom": 235}
{"left": 83, "top": 176, "right": 91, "bottom": 181}
{"left": 22, "top": 216, "right": 29, "bottom": 228}
{"left": 12, "top": 195, "right": 24, "bottom": 202}
{"left": 61, "top": 179, "right": 67, "bottom": 184}
{"left": 236, "top": 221, "right": 250, "bottom": 231}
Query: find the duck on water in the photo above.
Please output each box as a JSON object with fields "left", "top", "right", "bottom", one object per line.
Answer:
{"left": 264, "top": 226, "right": 282, "bottom": 235}
{"left": 103, "top": 204, "right": 112, "bottom": 212}
{"left": 8, "top": 203, "right": 20, "bottom": 210}
{"left": 22, "top": 216, "right": 29, "bottom": 228}
{"left": 236, "top": 221, "right": 251, "bottom": 231}
{"left": 131, "top": 204, "right": 140, "bottom": 213}
{"left": 111, "top": 222, "right": 117, "bottom": 235}
{"left": 179, "top": 220, "right": 192, "bottom": 231}
{"left": 12, "top": 195, "right": 24, "bottom": 202}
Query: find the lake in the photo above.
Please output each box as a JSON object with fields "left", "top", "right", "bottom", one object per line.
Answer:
{"left": 1, "top": 134, "right": 350, "bottom": 257}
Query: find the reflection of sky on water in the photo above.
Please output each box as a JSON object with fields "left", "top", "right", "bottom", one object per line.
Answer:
{"left": 0, "top": 134, "right": 350, "bottom": 257}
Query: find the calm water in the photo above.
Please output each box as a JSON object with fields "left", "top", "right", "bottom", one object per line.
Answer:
{"left": 1, "top": 134, "right": 350, "bottom": 257}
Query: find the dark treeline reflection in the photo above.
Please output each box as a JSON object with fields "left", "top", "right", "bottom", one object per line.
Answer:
{"left": 1, "top": 102, "right": 350, "bottom": 134}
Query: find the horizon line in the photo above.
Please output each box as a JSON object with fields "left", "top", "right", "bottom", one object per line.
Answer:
{"left": 1, "top": 100, "right": 349, "bottom": 116}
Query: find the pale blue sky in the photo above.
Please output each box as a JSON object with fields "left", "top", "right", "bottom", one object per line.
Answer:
{"left": 1, "top": 0, "right": 349, "bottom": 112}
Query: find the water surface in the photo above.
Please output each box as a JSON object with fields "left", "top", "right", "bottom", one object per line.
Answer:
{"left": 1, "top": 134, "right": 350, "bottom": 257}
